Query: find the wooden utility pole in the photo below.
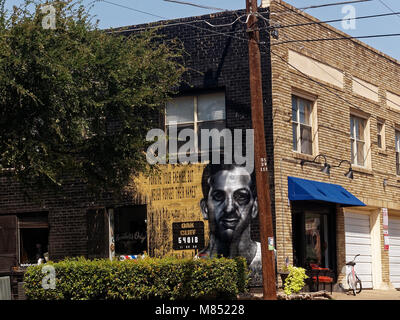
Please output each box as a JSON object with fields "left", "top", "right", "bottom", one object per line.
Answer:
{"left": 246, "top": 0, "right": 277, "bottom": 300}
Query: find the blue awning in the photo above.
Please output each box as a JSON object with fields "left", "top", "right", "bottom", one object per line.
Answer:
{"left": 288, "top": 176, "right": 366, "bottom": 207}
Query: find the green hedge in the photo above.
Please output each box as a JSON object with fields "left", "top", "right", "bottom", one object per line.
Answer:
{"left": 23, "top": 256, "right": 249, "bottom": 300}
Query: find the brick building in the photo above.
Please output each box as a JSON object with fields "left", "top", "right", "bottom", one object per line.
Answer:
{"left": 1, "top": 0, "right": 400, "bottom": 295}
{"left": 269, "top": 0, "right": 400, "bottom": 290}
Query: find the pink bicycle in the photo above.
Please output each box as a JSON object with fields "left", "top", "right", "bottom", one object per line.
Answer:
{"left": 346, "top": 254, "right": 362, "bottom": 296}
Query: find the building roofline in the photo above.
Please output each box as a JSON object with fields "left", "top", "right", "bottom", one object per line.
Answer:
{"left": 106, "top": 8, "right": 250, "bottom": 34}
{"left": 272, "top": 0, "right": 400, "bottom": 67}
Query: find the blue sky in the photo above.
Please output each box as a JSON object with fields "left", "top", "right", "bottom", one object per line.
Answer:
{"left": 4, "top": 0, "right": 400, "bottom": 60}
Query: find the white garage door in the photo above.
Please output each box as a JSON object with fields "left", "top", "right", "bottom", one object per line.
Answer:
{"left": 344, "top": 212, "right": 373, "bottom": 288}
{"left": 389, "top": 217, "right": 400, "bottom": 289}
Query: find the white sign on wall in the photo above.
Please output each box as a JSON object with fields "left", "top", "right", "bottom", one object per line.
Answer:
{"left": 382, "top": 208, "right": 388, "bottom": 229}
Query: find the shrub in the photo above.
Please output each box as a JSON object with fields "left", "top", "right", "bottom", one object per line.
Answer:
{"left": 24, "top": 256, "right": 249, "bottom": 300}
{"left": 283, "top": 265, "right": 308, "bottom": 296}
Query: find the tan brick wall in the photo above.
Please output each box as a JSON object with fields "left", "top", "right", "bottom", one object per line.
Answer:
{"left": 270, "top": 0, "right": 400, "bottom": 288}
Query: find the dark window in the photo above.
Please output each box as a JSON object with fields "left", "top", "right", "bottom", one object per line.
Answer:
{"left": 114, "top": 205, "right": 147, "bottom": 256}
{"left": 18, "top": 212, "right": 49, "bottom": 265}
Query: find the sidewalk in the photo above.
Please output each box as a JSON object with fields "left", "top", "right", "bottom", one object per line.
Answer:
{"left": 331, "top": 289, "right": 400, "bottom": 300}
{"left": 247, "top": 287, "right": 400, "bottom": 300}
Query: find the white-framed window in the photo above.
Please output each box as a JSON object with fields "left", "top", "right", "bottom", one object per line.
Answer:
{"left": 350, "top": 115, "right": 367, "bottom": 166}
{"left": 377, "top": 120, "right": 385, "bottom": 150}
{"left": 165, "top": 92, "right": 226, "bottom": 158}
{"left": 396, "top": 130, "right": 400, "bottom": 175}
{"left": 292, "top": 95, "right": 313, "bottom": 155}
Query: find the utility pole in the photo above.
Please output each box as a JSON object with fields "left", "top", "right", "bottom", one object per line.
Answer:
{"left": 246, "top": 0, "right": 277, "bottom": 300}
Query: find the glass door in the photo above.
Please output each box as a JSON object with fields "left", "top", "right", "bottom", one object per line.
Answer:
{"left": 292, "top": 204, "right": 336, "bottom": 271}
{"left": 304, "top": 212, "right": 329, "bottom": 268}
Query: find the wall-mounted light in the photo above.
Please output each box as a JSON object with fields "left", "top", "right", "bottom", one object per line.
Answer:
{"left": 383, "top": 179, "right": 388, "bottom": 188}
{"left": 332, "top": 159, "right": 354, "bottom": 180}
{"left": 300, "top": 154, "right": 331, "bottom": 175}
{"left": 383, "top": 179, "right": 400, "bottom": 189}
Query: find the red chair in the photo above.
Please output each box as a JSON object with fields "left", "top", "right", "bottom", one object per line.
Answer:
{"left": 308, "top": 264, "right": 334, "bottom": 294}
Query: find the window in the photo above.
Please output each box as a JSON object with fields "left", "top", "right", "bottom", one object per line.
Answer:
{"left": 377, "top": 121, "right": 385, "bottom": 149}
{"left": 350, "top": 115, "right": 366, "bottom": 166}
{"left": 166, "top": 92, "right": 226, "bottom": 158}
{"left": 292, "top": 95, "right": 313, "bottom": 155}
{"left": 396, "top": 130, "right": 400, "bottom": 175}
{"left": 114, "top": 205, "right": 147, "bottom": 255}
{"left": 18, "top": 212, "right": 49, "bottom": 266}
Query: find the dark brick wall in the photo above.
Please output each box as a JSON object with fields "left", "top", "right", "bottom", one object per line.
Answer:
{"left": 0, "top": 172, "right": 139, "bottom": 260}
{"left": 134, "top": 9, "right": 275, "bottom": 242}
{"left": 0, "top": 9, "right": 275, "bottom": 260}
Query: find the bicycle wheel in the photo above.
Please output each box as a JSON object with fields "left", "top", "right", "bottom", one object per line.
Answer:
{"left": 347, "top": 273, "right": 356, "bottom": 296}
{"left": 355, "top": 276, "right": 362, "bottom": 294}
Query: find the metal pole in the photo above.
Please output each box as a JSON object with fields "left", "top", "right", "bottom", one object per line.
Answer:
{"left": 246, "top": 0, "right": 277, "bottom": 300}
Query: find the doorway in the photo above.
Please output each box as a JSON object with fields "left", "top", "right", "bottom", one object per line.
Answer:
{"left": 292, "top": 202, "right": 336, "bottom": 271}
{"left": 114, "top": 205, "right": 147, "bottom": 255}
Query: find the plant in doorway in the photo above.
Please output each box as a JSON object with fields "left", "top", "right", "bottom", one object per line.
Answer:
{"left": 283, "top": 265, "right": 308, "bottom": 296}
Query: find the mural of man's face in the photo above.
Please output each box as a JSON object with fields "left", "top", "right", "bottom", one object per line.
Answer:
{"left": 200, "top": 167, "right": 258, "bottom": 243}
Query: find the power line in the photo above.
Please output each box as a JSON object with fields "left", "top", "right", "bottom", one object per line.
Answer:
{"left": 97, "top": 0, "right": 165, "bottom": 20}
{"left": 271, "top": 0, "right": 373, "bottom": 16}
{"left": 101, "top": 1, "right": 253, "bottom": 44}
{"left": 378, "top": 0, "right": 400, "bottom": 20}
{"left": 271, "top": 32, "right": 400, "bottom": 45}
{"left": 270, "top": 1, "right": 400, "bottom": 109}
{"left": 272, "top": 0, "right": 400, "bottom": 66}
{"left": 265, "top": 11, "right": 400, "bottom": 29}
{"left": 100, "top": 1, "right": 400, "bottom": 113}
{"left": 163, "top": 0, "right": 227, "bottom": 12}
{"left": 298, "top": 0, "right": 373, "bottom": 10}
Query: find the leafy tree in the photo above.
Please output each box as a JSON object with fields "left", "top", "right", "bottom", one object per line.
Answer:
{"left": 0, "top": 0, "right": 184, "bottom": 195}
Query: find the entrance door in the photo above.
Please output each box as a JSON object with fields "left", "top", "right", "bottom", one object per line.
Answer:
{"left": 292, "top": 203, "right": 336, "bottom": 271}
{"left": 389, "top": 216, "right": 400, "bottom": 288}
{"left": 304, "top": 212, "right": 330, "bottom": 268}
{"left": 114, "top": 205, "right": 147, "bottom": 256}
{"left": 344, "top": 212, "right": 373, "bottom": 288}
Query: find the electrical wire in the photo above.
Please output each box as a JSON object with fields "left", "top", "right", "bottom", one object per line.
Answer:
{"left": 269, "top": 3, "right": 400, "bottom": 110}
{"left": 271, "top": 0, "right": 373, "bottom": 16}
{"left": 378, "top": 0, "right": 400, "bottom": 21}
{"left": 163, "top": 0, "right": 227, "bottom": 12}
{"left": 99, "top": 1, "right": 251, "bottom": 36}
{"left": 271, "top": 32, "right": 400, "bottom": 45}
{"left": 271, "top": 0, "right": 400, "bottom": 66}
{"left": 298, "top": 0, "right": 373, "bottom": 10}
{"left": 96, "top": 0, "right": 165, "bottom": 20}
{"left": 100, "top": 1, "right": 400, "bottom": 119}
{"left": 262, "top": 11, "right": 400, "bottom": 29}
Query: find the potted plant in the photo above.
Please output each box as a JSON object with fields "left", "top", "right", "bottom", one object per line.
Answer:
{"left": 283, "top": 265, "right": 308, "bottom": 296}
{"left": 278, "top": 257, "right": 290, "bottom": 286}
{"left": 278, "top": 265, "right": 290, "bottom": 286}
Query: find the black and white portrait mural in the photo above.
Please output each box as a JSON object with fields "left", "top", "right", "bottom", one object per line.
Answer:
{"left": 199, "top": 163, "right": 262, "bottom": 286}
